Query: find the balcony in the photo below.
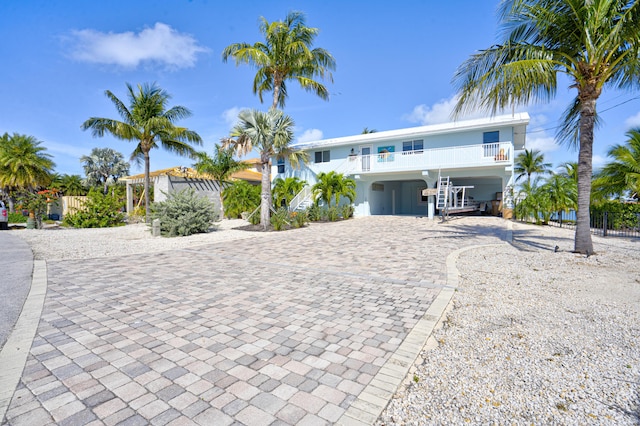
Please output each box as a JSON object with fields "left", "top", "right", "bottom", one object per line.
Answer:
{"left": 339, "top": 142, "right": 513, "bottom": 174}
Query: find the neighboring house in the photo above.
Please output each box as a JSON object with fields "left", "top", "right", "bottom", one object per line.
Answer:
{"left": 279, "top": 113, "right": 529, "bottom": 219}
{"left": 121, "top": 165, "right": 262, "bottom": 215}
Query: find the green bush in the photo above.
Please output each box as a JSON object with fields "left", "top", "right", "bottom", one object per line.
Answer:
{"left": 591, "top": 200, "right": 640, "bottom": 230}
{"left": 222, "top": 180, "right": 260, "bottom": 219}
{"left": 306, "top": 204, "right": 322, "bottom": 222}
{"left": 63, "top": 190, "right": 125, "bottom": 228}
{"left": 150, "top": 189, "right": 217, "bottom": 237}
{"left": 291, "top": 210, "right": 308, "bottom": 228}
{"left": 339, "top": 204, "right": 354, "bottom": 219}
{"left": 8, "top": 211, "right": 27, "bottom": 223}
{"left": 270, "top": 207, "right": 290, "bottom": 231}
{"left": 326, "top": 206, "right": 339, "bottom": 221}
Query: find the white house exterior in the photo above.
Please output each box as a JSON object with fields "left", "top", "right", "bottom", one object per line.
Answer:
{"left": 278, "top": 113, "right": 530, "bottom": 219}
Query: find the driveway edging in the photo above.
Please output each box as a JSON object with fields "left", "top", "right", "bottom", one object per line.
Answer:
{"left": 0, "top": 260, "right": 47, "bottom": 423}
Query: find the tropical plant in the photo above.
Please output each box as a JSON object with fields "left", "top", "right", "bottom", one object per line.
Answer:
{"left": 222, "top": 11, "right": 336, "bottom": 110}
{"left": 312, "top": 171, "right": 356, "bottom": 207}
{"left": 16, "top": 190, "right": 55, "bottom": 229}
{"left": 291, "top": 210, "right": 308, "bottom": 228}
{"left": 361, "top": 127, "right": 378, "bottom": 134}
{"left": 0, "top": 133, "right": 55, "bottom": 212}
{"left": 270, "top": 207, "right": 290, "bottom": 231}
{"left": 63, "top": 189, "right": 125, "bottom": 228}
{"left": 514, "top": 149, "right": 552, "bottom": 185}
{"left": 543, "top": 173, "right": 578, "bottom": 223}
{"left": 222, "top": 109, "right": 308, "bottom": 229}
{"left": 81, "top": 83, "right": 202, "bottom": 220}
{"left": 193, "top": 144, "right": 250, "bottom": 219}
{"left": 222, "top": 180, "right": 261, "bottom": 219}
{"left": 150, "top": 188, "right": 217, "bottom": 237}
{"left": 592, "top": 128, "right": 640, "bottom": 201}
{"left": 80, "top": 147, "right": 130, "bottom": 194}
{"left": 53, "top": 174, "right": 88, "bottom": 196}
{"left": 514, "top": 178, "right": 551, "bottom": 224}
{"left": 272, "top": 176, "right": 306, "bottom": 209}
{"left": 452, "top": 0, "right": 640, "bottom": 254}
{"left": 339, "top": 204, "right": 354, "bottom": 219}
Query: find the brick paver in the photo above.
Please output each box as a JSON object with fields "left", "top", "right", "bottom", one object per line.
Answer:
{"left": 2, "top": 216, "right": 507, "bottom": 425}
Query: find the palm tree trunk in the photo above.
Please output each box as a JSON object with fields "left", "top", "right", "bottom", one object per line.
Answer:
{"left": 144, "top": 151, "right": 151, "bottom": 223}
{"left": 218, "top": 183, "right": 225, "bottom": 219}
{"left": 575, "top": 96, "right": 596, "bottom": 254}
{"left": 260, "top": 158, "right": 272, "bottom": 230}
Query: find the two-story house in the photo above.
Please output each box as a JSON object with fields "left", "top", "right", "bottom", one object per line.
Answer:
{"left": 278, "top": 113, "right": 529, "bottom": 219}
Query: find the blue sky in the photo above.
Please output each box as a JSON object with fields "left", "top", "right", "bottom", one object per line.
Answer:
{"left": 2, "top": 0, "right": 640, "bottom": 177}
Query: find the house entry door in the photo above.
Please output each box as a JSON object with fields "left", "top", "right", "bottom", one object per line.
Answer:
{"left": 360, "top": 145, "right": 372, "bottom": 172}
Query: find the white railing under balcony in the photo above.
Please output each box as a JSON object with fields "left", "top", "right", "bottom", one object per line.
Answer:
{"left": 347, "top": 142, "right": 512, "bottom": 174}
{"left": 288, "top": 184, "right": 313, "bottom": 212}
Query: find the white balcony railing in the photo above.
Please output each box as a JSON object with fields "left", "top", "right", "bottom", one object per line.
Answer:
{"left": 336, "top": 142, "right": 512, "bottom": 174}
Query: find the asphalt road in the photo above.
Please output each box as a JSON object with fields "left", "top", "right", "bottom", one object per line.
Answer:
{"left": 0, "top": 230, "right": 33, "bottom": 350}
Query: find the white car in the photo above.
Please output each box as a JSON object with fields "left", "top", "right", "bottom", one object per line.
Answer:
{"left": 0, "top": 201, "right": 7, "bottom": 230}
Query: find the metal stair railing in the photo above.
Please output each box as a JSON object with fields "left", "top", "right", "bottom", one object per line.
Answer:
{"left": 288, "top": 185, "right": 313, "bottom": 212}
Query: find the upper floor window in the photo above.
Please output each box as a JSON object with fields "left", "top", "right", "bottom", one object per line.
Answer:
{"left": 402, "top": 140, "right": 424, "bottom": 154}
{"left": 314, "top": 150, "right": 330, "bottom": 163}
{"left": 277, "top": 158, "right": 285, "bottom": 174}
{"left": 483, "top": 131, "right": 499, "bottom": 144}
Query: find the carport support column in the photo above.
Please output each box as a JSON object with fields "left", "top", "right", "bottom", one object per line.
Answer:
{"left": 428, "top": 196, "right": 435, "bottom": 220}
{"left": 126, "top": 182, "right": 134, "bottom": 215}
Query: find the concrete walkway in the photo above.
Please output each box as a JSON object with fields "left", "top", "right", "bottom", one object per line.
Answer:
{"left": 1, "top": 216, "right": 509, "bottom": 425}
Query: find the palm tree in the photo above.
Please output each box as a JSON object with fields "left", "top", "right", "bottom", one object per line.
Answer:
{"left": 53, "top": 174, "right": 87, "bottom": 196}
{"left": 222, "top": 109, "right": 308, "bottom": 229}
{"left": 222, "top": 11, "right": 336, "bottom": 110}
{"left": 514, "top": 178, "right": 550, "bottom": 224}
{"left": 0, "top": 133, "right": 55, "bottom": 212}
{"left": 543, "top": 173, "right": 577, "bottom": 224}
{"left": 272, "top": 176, "right": 306, "bottom": 209}
{"left": 81, "top": 147, "right": 130, "bottom": 194}
{"left": 193, "top": 144, "right": 250, "bottom": 219}
{"left": 452, "top": 0, "right": 640, "bottom": 254}
{"left": 514, "top": 149, "right": 552, "bottom": 185}
{"left": 592, "top": 129, "right": 640, "bottom": 201}
{"left": 312, "top": 171, "right": 356, "bottom": 207}
{"left": 361, "top": 127, "right": 378, "bottom": 134}
{"left": 81, "top": 83, "right": 202, "bottom": 219}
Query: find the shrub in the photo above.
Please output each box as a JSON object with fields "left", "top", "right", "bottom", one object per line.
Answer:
{"left": 270, "top": 207, "right": 290, "bottom": 231}
{"left": 306, "top": 204, "right": 322, "bottom": 221}
{"left": 150, "top": 189, "right": 217, "bottom": 237}
{"left": 591, "top": 200, "right": 640, "bottom": 230}
{"left": 339, "top": 204, "right": 354, "bottom": 219}
{"left": 291, "top": 210, "right": 308, "bottom": 228}
{"left": 63, "top": 189, "right": 125, "bottom": 228}
{"left": 222, "top": 180, "right": 260, "bottom": 219}
{"left": 8, "top": 211, "right": 27, "bottom": 223}
{"left": 326, "top": 206, "right": 339, "bottom": 222}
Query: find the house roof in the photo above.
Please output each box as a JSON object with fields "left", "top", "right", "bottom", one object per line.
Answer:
{"left": 292, "top": 112, "right": 530, "bottom": 150}
{"left": 121, "top": 166, "right": 262, "bottom": 183}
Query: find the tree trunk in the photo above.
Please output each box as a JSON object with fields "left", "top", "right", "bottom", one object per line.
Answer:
{"left": 144, "top": 151, "right": 151, "bottom": 223}
{"left": 218, "top": 182, "right": 225, "bottom": 220}
{"left": 575, "top": 96, "right": 596, "bottom": 254}
{"left": 271, "top": 74, "right": 282, "bottom": 110}
{"left": 260, "top": 157, "right": 272, "bottom": 230}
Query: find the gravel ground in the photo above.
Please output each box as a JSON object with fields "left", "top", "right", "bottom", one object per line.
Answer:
{"left": 12, "top": 219, "right": 266, "bottom": 260}
{"left": 378, "top": 222, "right": 640, "bottom": 425}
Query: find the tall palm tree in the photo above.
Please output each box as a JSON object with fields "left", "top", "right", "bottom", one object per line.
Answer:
{"left": 514, "top": 149, "right": 552, "bottom": 185}
{"left": 593, "top": 128, "right": 640, "bottom": 200}
{"left": 81, "top": 147, "right": 130, "bottom": 194}
{"left": 193, "top": 144, "right": 250, "bottom": 219}
{"left": 81, "top": 83, "right": 202, "bottom": 219}
{"left": 453, "top": 0, "right": 640, "bottom": 254}
{"left": 222, "top": 109, "right": 308, "bottom": 229}
{"left": 272, "top": 176, "right": 305, "bottom": 209}
{"left": 222, "top": 11, "right": 336, "bottom": 110}
{"left": 0, "top": 133, "right": 55, "bottom": 211}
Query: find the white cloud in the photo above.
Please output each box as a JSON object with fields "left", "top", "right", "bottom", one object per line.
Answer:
{"left": 526, "top": 135, "right": 560, "bottom": 153}
{"left": 624, "top": 111, "right": 640, "bottom": 129}
{"left": 46, "top": 140, "right": 89, "bottom": 158}
{"left": 297, "top": 129, "right": 323, "bottom": 144}
{"left": 404, "top": 95, "right": 488, "bottom": 125}
{"left": 221, "top": 107, "right": 248, "bottom": 129}
{"left": 592, "top": 154, "right": 607, "bottom": 169}
{"left": 67, "top": 22, "right": 208, "bottom": 69}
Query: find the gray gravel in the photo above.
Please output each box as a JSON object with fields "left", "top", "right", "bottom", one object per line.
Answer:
{"left": 378, "top": 222, "right": 640, "bottom": 425}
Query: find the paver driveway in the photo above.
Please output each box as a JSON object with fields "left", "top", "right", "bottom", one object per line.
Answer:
{"left": 3, "top": 216, "right": 508, "bottom": 425}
